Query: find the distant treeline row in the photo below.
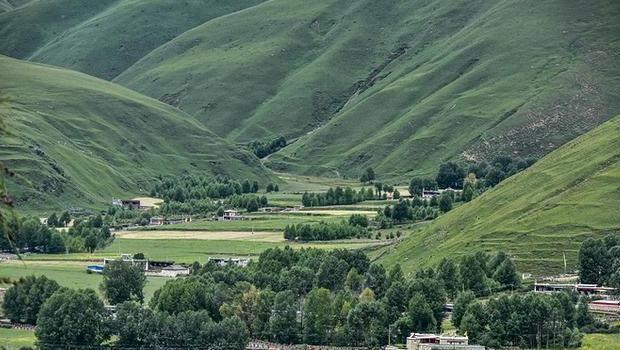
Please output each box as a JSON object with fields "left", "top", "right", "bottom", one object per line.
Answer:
{"left": 0, "top": 214, "right": 110, "bottom": 254}
{"left": 301, "top": 186, "right": 378, "bottom": 207}
{"left": 249, "top": 136, "right": 287, "bottom": 158}
{"left": 150, "top": 175, "right": 269, "bottom": 202}
{"left": 409, "top": 155, "right": 536, "bottom": 196}
{"left": 284, "top": 221, "right": 369, "bottom": 241}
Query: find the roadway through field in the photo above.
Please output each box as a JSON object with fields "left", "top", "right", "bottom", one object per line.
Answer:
{"left": 116, "top": 230, "right": 285, "bottom": 242}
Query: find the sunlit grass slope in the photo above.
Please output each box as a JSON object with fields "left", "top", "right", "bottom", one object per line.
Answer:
{"left": 114, "top": 0, "right": 620, "bottom": 179}
{"left": 380, "top": 115, "right": 620, "bottom": 274}
{"left": 0, "top": 55, "right": 268, "bottom": 210}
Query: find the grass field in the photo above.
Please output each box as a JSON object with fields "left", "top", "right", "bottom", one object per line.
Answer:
{"left": 0, "top": 260, "right": 170, "bottom": 301}
{"left": 581, "top": 333, "right": 620, "bottom": 350}
{"left": 0, "top": 327, "right": 36, "bottom": 348}
{"left": 154, "top": 213, "right": 346, "bottom": 232}
{"left": 381, "top": 115, "right": 620, "bottom": 274}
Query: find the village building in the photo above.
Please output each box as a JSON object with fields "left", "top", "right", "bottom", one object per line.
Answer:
{"left": 588, "top": 299, "right": 620, "bottom": 316}
{"left": 157, "top": 265, "right": 191, "bottom": 277}
{"left": 407, "top": 333, "right": 484, "bottom": 350}
{"left": 112, "top": 198, "right": 141, "bottom": 210}
{"left": 219, "top": 209, "right": 247, "bottom": 221}
{"left": 421, "top": 188, "right": 462, "bottom": 199}
{"left": 208, "top": 257, "right": 250, "bottom": 267}
{"left": 534, "top": 282, "right": 617, "bottom": 296}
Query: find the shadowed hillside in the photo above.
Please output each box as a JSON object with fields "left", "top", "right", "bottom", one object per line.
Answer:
{"left": 114, "top": 0, "right": 620, "bottom": 179}
{"left": 1, "top": 0, "right": 619, "bottom": 181}
{"left": 0, "top": 0, "right": 265, "bottom": 80}
{"left": 0, "top": 55, "right": 268, "bottom": 210}
{"left": 379, "top": 115, "right": 620, "bottom": 274}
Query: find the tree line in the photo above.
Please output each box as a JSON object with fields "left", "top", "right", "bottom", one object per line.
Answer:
{"left": 249, "top": 136, "right": 287, "bottom": 158}
{"left": 302, "top": 186, "right": 377, "bottom": 207}
{"left": 150, "top": 175, "right": 262, "bottom": 203}
{"left": 3, "top": 247, "right": 524, "bottom": 348}
{"left": 284, "top": 221, "right": 370, "bottom": 241}
{"left": 578, "top": 234, "right": 620, "bottom": 288}
{"left": 409, "top": 155, "right": 537, "bottom": 200}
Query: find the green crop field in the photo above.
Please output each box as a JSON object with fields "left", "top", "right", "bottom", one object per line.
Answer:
{"left": 380, "top": 115, "right": 620, "bottom": 274}
{"left": 0, "top": 328, "right": 36, "bottom": 348}
{"left": 0, "top": 260, "right": 170, "bottom": 301}
{"left": 0, "top": 55, "right": 269, "bottom": 210}
{"left": 581, "top": 334, "right": 620, "bottom": 350}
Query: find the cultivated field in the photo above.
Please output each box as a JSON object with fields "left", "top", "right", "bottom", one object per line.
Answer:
{"left": 117, "top": 230, "right": 284, "bottom": 242}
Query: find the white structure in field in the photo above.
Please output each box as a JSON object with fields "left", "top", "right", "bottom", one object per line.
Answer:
{"left": 407, "top": 333, "right": 484, "bottom": 350}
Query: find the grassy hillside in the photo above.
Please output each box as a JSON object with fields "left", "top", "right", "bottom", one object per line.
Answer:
{"left": 2, "top": 0, "right": 618, "bottom": 180}
{"left": 0, "top": 55, "right": 268, "bottom": 211}
{"left": 0, "top": 0, "right": 265, "bottom": 79}
{"left": 379, "top": 115, "right": 620, "bottom": 274}
{"left": 114, "top": 0, "right": 620, "bottom": 179}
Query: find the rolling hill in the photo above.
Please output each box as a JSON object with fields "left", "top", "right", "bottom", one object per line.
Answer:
{"left": 1, "top": 0, "right": 619, "bottom": 180}
{"left": 0, "top": 0, "right": 265, "bottom": 80}
{"left": 379, "top": 115, "right": 620, "bottom": 274}
{"left": 115, "top": 0, "right": 620, "bottom": 178}
{"left": 0, "top": 55, "right": 268, "bottom": 210}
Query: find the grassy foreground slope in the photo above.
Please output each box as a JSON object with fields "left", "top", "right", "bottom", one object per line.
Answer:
{"left": 0, "top": 0, "right": 265, "bottom": 80}
{"left": 0, "top": 55, "right": 267, "bottom": 210}
{"left": 116, "top": 0, "right": 620, "bottom": 179}
{"left": 380, "top": 115, "right": 620, "bottom": 274}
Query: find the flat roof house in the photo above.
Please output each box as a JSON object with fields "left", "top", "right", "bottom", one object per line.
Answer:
{"left": 407, "top": 333, "right": 484, "bottom": 350}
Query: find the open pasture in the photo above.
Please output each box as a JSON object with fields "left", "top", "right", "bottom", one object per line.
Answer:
{"left": 0, "top": 260, "right": 170, "bottom": 302}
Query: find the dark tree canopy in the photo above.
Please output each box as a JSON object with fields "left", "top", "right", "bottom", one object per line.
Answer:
{"left": 100, "top": 260, "right": 147, "bottom": 304}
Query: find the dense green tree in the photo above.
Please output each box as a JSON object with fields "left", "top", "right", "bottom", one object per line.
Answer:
{"left": 251, "top": 181, "right": 259, "bottom": 193}
{"left": 408, "top": 293, "right": 436, "bottom": 332}
{"left": 460, "top": 254, "right": 487, "bottom": 295}
{"left": 384, "top": 281, "right": 408, "bottom": 322}
{"left": 242, "top": 179, "right": 252, "bottom": 193}
{"left": 284, "top": 266, "right": 314, "bottom": 296}
{"left": 459, "top": 302, "right": 487, "bottom": 343}
{"left": 436, "top": 258, "right": 459, "bottom": 299}
{"left": 149, "top": 276, "right": 218, "bottom": 317}
{"left": 252, "top": 289, "right": 275, "bottom": 340}
{"left": 316, "top": 255, "right": 349, "bottom": 291}
{"left": 303, "top": 288, "right": 333, "bottom": 344}
{"left": 36, "top": 288, "right": 110, "bottom": 349}
{"left": 113, "top": 301, "right": 153, "bottom": 346}
{"left": 345, "top": 268, "right": 364, "bottom": 294}
{"left": 365, "top": 264, "right": 388, "bottom": 298}
{"left": 349, "top": 214, "right": 369, "bottom": 227}
{"left": 100, "top": 260, "right": 146, "bottom": 304}
{"left": 47, "top": 233, "right": 66, "bottom": 253}
{"left": 84, "top": 232, "right": 98, "bottom": 253}
{"left": 492, "top": 258, "right": 520, "bottom": 288}
{"left": 270, "top": 290, "right": 298, "bottom": 343}
{"left": 388, "top": 264, "right": 405, "bottom": 286}
{"left": 408, "top": 278, "right": 446, "bottom": 327}
{"left": 46, "top": 213, "right": 58, "bottom": 228}
{"left": 452, "top": 291, "right": 475, "bottom": 329}
{"left": 3, "top": 276, "right": 60, "bottom": 324}
{"left": 58, "top": 211, "right": 71, "bottom": 227}
{"left": 409, "top": 177, "right": 437, "bottom": 197}
{"left": 436, "top": 162, "right": 466, "bottom": 189}
{"left": 438, "top": 193, "right": 453, "bottom": 212}
{"left": 579, "top": 238, "right": 612, "bottom": 285}
{"left": 346, "top": 301, "right": 387, "bottom": 347}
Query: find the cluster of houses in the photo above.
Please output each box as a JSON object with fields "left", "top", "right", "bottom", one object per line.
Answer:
{"left": 406, "top": 333, "right": 484, "bottom": 350}
{"left": 87, "top": 254, "right": 190, "bottom": 277}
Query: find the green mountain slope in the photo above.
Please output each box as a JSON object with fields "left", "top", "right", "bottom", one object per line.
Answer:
{"left": 0, "top": 55, "right": 267, "bottom": 210}
{"left": 0, "top": 0, "right": 265, "bottom": 80}
{"left": 114, "top": 0, "right": 620, "bottom": 179}
{"left": 380, "top": 115, "right": 620, "bottom": 274}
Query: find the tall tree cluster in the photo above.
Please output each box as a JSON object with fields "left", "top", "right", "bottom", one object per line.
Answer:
{"left": 579, "top": 235, "right": 620, "bottom": 287}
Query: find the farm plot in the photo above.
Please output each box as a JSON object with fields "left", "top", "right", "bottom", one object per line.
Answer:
{"left": 117, "top": 230, "right": 284, "bottom": 242}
